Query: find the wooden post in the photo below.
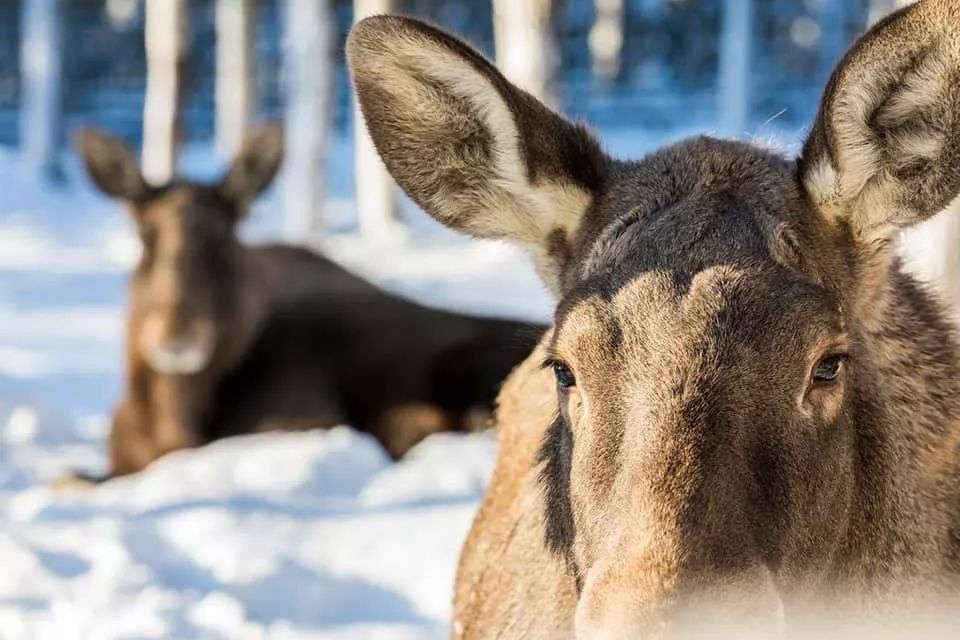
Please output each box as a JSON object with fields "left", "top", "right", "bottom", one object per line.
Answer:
{"left": 20, "top": 0, "right": 63, "bottom": 180}
{"left": 717, "top": 0, "right": 752, "bottom": 138}
{"left": 142, "top": 0, "right": 187, "bottom": 185}
{"left": 492, "top": 0, "right": 555, "bottom": 105}
{"left": 353, "top": 0, "right": 402, "bottom": 241}
{"left": 283, "top": 0, "right": 334, "bottom": 242}
{"left": 216, "top": 0, "right": 256, "bottom": 159}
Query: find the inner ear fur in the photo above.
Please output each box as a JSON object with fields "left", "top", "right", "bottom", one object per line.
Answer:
{"left": 347, "top": 16, "right": 607, "bottom": 279}
{"left": 800, "top": 0, "right": 960, "bottom": 240}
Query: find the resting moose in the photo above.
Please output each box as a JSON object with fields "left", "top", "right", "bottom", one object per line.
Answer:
{"left": 348, "top": 2, "right": 960, "bottom": 637}
{"left": 76, "top": 127, "right": 544, "bottom": 478}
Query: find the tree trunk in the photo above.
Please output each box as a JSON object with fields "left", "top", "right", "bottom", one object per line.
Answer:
{"left": 590, "top": 0, "right": 625, "bottom": 82}
{"left": 20, "top": 0, "right": 62, "bottom": 180}
{"left": 717, "top": 0, "right": 752, "bottom": 138}
{"left": 352, "top": 0, "right": 402, "bottom": 241}
{"left": 142, "top": 0, "right": 187, "bottom": 184}
{"left": 216, "top": 0, "right": 256, "bottom": 159}
{"left": 282, "top": 0, "right": 334, "bottom": 242}
{"left": 492, "top": 0, "right": 556, "bottom": 105}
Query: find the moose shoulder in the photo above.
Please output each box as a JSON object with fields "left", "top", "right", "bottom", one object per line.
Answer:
{"left": 75, "top": 126, "right": 544, "bottom": 479}
{"left": 348, "top": 1, "right": 960, "bottom": 637}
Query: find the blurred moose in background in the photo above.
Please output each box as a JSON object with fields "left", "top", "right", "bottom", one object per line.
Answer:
{"left": 73, "top": 125, "right": 544, "bottom": 479}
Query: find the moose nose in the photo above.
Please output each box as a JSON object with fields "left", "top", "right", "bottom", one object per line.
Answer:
{"left": 575, "top": 564, "right": 786, "bottom": 640}
{"left": 145, "top": 338, "right": 211, "bottom": 375}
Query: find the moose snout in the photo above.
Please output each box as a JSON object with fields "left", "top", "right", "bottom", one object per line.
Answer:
{"left": 139, "top": 310, "right": 217, "bottom": 375}
{"left": 575, "top": 561, "right": 786, "bottom": 640}
{"left": 145, "top": 338, "right": 212, "bottom": 375}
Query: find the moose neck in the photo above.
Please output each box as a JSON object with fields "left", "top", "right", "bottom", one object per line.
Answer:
{"left": 842, "top": 252, "right": 960, "bottom": 584}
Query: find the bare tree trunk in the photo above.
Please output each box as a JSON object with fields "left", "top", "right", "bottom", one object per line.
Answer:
{"left": 20, "top": 0, "right": 62, "bottom": 180}
{"left": 590, "top": 0, "right": 624, "bottom": 82}
{"left": 216, "top": 0, "right": 256, "bottom": 159}
{"left": 283, "top": 0, "right": 334, "bottom": 242}
{"left": 142, "top": 0, "right": 187, "bottom": 184}
{"left": 492, "top": 0, "right": 556, "bottom": 105}
{"left": 868, "top": 0, "right": 909, "bottom": 24}
{"left": 353, "top": 0, "right": 401, "bottom": 241}
{"left": 717, "top": 0, "right": 752, "bottom": 138}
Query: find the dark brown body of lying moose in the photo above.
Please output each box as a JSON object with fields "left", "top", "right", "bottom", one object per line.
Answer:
{"left": 75, "top": 127, "right": 544, "bottom": 478}
{"left": 348, "top": 1, "right": 960, "bottom": 637}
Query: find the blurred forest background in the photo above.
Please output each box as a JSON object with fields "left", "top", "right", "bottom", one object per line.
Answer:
{"left": 4, "top": 0, "right": 916, "bottom": 238}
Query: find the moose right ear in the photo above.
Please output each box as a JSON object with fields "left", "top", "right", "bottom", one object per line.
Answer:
{"left": 800, "top": 0, "right": 960, "bottom": 242}
{"left": 347, "top": 16, "right": 607, "bottom": 290}
{"left": 75, "top": 129, "right": 151, "bottom": 203}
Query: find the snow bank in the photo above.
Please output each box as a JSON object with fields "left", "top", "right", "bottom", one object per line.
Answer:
{"left": 0, "top": 427, "right": 497, "bottom": 639}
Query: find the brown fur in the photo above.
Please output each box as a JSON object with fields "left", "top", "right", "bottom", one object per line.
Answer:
{"left": 75, "top": 126, "right": 545, "bottom": 478}
{"left": 348, "top": 2, "right": 960, "bottom": 637}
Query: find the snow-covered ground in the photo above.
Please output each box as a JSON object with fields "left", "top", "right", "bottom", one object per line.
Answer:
{"left": 0, "top": 139, "right": 555, "bottom": 639}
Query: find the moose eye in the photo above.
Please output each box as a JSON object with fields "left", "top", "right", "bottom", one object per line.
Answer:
{"left": 552, "top": 361, "right": 577, "bottom": 390}
{"left": 812, "top": 355, "right": 844, "bottom": 384}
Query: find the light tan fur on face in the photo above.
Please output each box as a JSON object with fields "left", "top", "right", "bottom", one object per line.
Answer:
{"left": 452, "top": 333, "right": 579, "bottom": 640}
{"left": 133, "top": 190, "right": 217, "bottom": 374}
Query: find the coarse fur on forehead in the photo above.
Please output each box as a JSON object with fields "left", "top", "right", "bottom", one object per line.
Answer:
{"left": 134, "top": 183, "right": 238, "bottom": 219}
{"left": 555, "top": 136, "right": 831, "bottom": 308}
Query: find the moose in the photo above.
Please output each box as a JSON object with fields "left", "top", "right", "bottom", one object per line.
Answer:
{"left": 348, "top": 1, "right": 960, "bottom": 637}
{"left": 75, "top": 126, "right": 544, "bottom": 479}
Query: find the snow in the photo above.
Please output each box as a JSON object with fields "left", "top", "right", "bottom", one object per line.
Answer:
{"left": 0, "top": 142, "right": 547, "bottom": 639}
{"left": 2, "top": 426, "right": 496, "bottom": 639}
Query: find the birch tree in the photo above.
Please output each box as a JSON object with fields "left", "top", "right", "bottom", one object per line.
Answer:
{"left": 216, "top": 0, "right": 256, "bottom": 159}
{"left": 717, "top": 0, "right": 752, "bottom": 138}
{"left": 492, "top": 0, "right": 556, "bottom": 105}
{"left": 142, "top": 0, "right": 187, "bottom": 184}
{"left": 283, "top": 0, "right": 334, "bottom": 242}
{"left": 352, "top": 0, "right": 401, "bottom": 241}
{"left": 20, "top": 0, "right": 62, "bottom": 180}
{"left": 590, "top": 0, "right": 624, "bottom": 82}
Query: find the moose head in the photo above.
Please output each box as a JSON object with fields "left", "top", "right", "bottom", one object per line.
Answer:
{"left": 349, "top": 2, "right": 960, "bottom": 636}
{"left": 76, "top": 126, "right": 284, "bottom": 376}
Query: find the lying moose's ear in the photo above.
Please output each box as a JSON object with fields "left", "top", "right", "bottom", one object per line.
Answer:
{"left": 800, "top": 0, "right": 960, "bottom": 241}
{"left": 75, "top": 129, "right": 151, "bottom": 202}
{"left": 347, "top": 16, "right": 607, "bottom": 291}
{"left": 220, "top": 123, "right": 285, "bottom": 207}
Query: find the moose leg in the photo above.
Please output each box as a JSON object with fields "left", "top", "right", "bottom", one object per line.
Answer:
{"left": 107, "top": 396, "right": 161, "bottom": 477}
{"left": 374, "top": 403, "right": 455, "bottom": 459}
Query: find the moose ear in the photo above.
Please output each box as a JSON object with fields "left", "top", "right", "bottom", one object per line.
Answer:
{"left": 347, "top": 16, "right": 607, "bottom": 289}
{"left": 75, "top": 129, "right": 151, "bottom": 202}
{"left": 800, "top": 0, "right": 960, "bottom": 241}
{"left": 220, "top": 123, "right": 285, "bottom": 206}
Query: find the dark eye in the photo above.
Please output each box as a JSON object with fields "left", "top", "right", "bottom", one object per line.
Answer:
{"left": 813, "top": 355, "right": 844, "bottom": 384}
{"left": 553, "top": 361, "right": 577, "bottom": 390}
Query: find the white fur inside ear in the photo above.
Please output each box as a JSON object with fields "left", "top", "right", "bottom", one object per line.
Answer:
{"left": 803, "top": 158, "right": 844, "bottom": 221}
{"left": 373, "top": 32, "right": 591, "bottom": 248}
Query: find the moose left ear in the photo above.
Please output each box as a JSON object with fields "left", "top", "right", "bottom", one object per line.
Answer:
{"left": 220, "top": 123, "right": 285, "bottom": 205}
{"left": 800, "top": 0, "right": 960, "bottom": 241}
